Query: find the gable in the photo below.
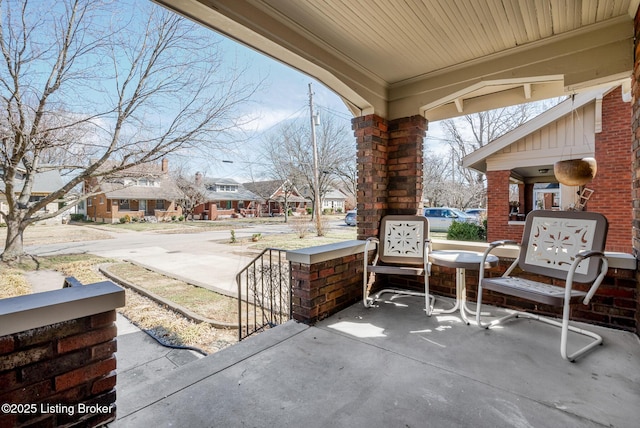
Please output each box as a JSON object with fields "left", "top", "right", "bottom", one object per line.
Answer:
{"left": 487, "top": 103, "right": 596, "bottom": 175}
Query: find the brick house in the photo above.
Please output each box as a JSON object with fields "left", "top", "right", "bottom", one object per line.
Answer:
{"left": 84, "top": 159, "right": 182, "bottom": 223}
{"left": 462, "top": 84, "right": 632, "bottom": 253}
{"left": 192, "top": 174, "right": 263, "bottom": 220}
{"left": 243, "top": 180, "right": 308, "bottom": 216}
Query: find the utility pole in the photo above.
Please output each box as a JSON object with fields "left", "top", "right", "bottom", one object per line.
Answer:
{"left": 309, "top": 83, "right": 322, "bottom": 235}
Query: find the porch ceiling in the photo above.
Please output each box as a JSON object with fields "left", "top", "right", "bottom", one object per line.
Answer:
{"left": 156, "top": 0, "right": 636, "bottom": 121}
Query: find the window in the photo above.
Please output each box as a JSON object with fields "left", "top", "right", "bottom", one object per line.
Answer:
{"left": 217, "top": 185, "right": 237, "bottom": 192}
{"left": 119, "top": 199, "right": 130, "bottom": 210}
{"left": 533, "top": 183, "right": 560, "bottom": 210}
{"left": 156, "top": 199, "right": 165, "bottom": 210}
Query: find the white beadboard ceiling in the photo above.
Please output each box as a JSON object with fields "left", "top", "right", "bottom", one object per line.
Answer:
{"left": 157, "top": 0, "right": 636, "bottom": 120}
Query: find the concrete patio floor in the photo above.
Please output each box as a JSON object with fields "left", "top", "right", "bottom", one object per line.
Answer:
{"left": 115, "top": 295, "right": 639, "bottom": 428}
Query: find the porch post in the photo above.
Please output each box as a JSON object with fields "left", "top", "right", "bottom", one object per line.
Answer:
{"left": 632, "top": 6, "right": 640, "bottom": 333}
{"left": 352, "top": 115, "right": 389, "bottom": 240}
{"left": 352, "top": 114, "right": 426, "bottom": 240}
{"left": 486, "top": 170, "right": 511, "bottom": 242}
{"left": 387, "top": 116, "right": 426, "bottom": 215}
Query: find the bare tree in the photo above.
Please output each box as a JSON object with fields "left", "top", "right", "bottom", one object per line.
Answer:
{"left": 426, "top": 103, "right": 537, "bottom": 209}
{"left": 261, "top": 113, "right": 354, "bottom": 222}
{"left": 173, "top": 172, "right": 207, "bottom": 221}
{"left": 0, "top": 0, "right": 258, "bottom": 260}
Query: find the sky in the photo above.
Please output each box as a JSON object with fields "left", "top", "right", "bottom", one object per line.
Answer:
{"left": 191, "top": 34, "right": 449, "bottom": 182}
{"left": 188, "top": 36, "right": 354, "bottom": 181}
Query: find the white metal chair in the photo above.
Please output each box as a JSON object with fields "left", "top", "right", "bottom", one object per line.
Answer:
{"left": 476, "top": 210, "right": 609, "bottom": 361}
{"left": 363, "top": 215, "right": 435, "bottom": 315}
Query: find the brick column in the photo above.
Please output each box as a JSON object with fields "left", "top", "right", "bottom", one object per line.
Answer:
{"left": 589, "top": 86, "right": 632, "bottom": 253}
{"left": 486, "top": 170, "right": 511, "bottom": 242}
{"left": 632, "top": 6, "right": 640, "bottom": 333}
{"left": 0, "top": 311, "right": 118, "bottom": 427}
{"left": 387, "top": 116, "right": 426, "bottom": 215}
{"left": 353, "top": 115, "right": 389, "bottom": 240}
{"left": 352, "top": 114, "right": 427, "bottom": 240}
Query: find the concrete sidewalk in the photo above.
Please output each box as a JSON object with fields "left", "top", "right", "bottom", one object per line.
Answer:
{"left": 115, "top": 313, "right": 203, "bottom": 393}
{"left": 94, "top": 244, "right": 255, "bottom": 298}
{"left": 115, "top": 295, "right": 640, "bottom": 428}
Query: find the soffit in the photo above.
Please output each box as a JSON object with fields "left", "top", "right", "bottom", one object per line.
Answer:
{"left": 157, "top": 0, "right": 637, "bottom": 120}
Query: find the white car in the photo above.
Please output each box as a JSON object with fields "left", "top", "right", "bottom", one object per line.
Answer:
{"left": 423, "top": 207, "right": 478, "bottom": 232}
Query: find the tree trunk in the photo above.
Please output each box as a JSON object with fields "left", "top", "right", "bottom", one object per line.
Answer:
{"left": 2, "top": 216, "right": 26, "bottom": 261}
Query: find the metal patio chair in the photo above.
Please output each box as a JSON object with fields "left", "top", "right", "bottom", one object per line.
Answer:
{"left": 363, "top": 215, "right": 435, "bottom": 315}
{"left": 476, "top": 210, "right": 609, "bottom": 361}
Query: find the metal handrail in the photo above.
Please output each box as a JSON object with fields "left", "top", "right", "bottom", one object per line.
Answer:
{"left": 236, "top": 248, "right": 292, "bottom": 341}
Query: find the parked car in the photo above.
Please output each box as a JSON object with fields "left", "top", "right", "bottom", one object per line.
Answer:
{"left": 465, "top": 208, "right": 487, "bottom": 220}
{"left": 344, "top": 209, "right": 357, "bottom": 226}
{"left": 423, "top": 207, "right": 478, "bottom": 232}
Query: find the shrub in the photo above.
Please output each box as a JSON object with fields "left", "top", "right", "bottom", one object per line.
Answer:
{"left": 178, "top": 215, "right": 184, "bottom": 221}
{"left": 446, "top": 221, "right": 486, "bottom": 241}
{"left": 171, "top": 215, "right": 177, "bottom": 221}
{"left": 70, "top": 213, "right": 85, "bottom": 221}
{"left": 291, "top": 217, "right": 311, "bottom": 238}
{"left": 306, "top": 207, "right": 312, "bottom": 215}
{"left": 336, "top": 208, "right": 343, "bottom": 213}
{"left": 230, "top": 229, "right": 237, "bottom": 243}
{"left": 251, "top": 233, "right": 262, "bottom": 242}
{"left": 132, "top": 216, "right": 139, "bottom": 222}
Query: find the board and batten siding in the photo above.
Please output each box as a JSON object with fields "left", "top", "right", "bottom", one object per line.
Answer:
{"left": 486, "top": 103, "right": 596, "bottom": 172}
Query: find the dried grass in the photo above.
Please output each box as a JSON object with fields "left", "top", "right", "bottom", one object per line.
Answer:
{"left": 106, "top": 263, "right": 239, "bottom": 323}
{"left": 119, "top": 289, "right": 237, "bottom": 353}
{"left": 0, "top": 265, "right": 31, "bottom": 298}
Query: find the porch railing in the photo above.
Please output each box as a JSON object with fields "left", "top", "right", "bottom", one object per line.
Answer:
{"left": 236, "top": 248, "right": 292, "bottom": 341}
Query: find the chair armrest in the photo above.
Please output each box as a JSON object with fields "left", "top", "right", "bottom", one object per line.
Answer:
{"left": 576, "top": 250, "right": 605, "bottom": 259}
{"left": 488, "top": 239, "right": 518, "bottom": 248}
{"left": 481, "top": 240, "right": 520, "bottom": 278}
{"left": 570, "top": 251, "right": 608, "bottom": 304}
{"left": 364, "top": 237, "right": 380, "bottom": 267}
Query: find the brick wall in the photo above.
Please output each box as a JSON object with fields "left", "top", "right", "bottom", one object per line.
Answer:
{"left": 0, "top": 311, "right": 118, "bottom": 427}
{"left": 589, "top": 87, "right": 633, "bottom": 253}
{"left": 290, "top": 253, "right": 364, "bottom": 324}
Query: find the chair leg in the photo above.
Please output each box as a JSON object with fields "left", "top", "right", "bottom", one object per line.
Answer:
{"left": 363, "top": 270, "right": 376, "bottom": 308}
{"left": 513, "top": 313, "right": 603, "bottom": 362}
{"left": 476, "top": 287, "right": 603, "bottom": 361}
